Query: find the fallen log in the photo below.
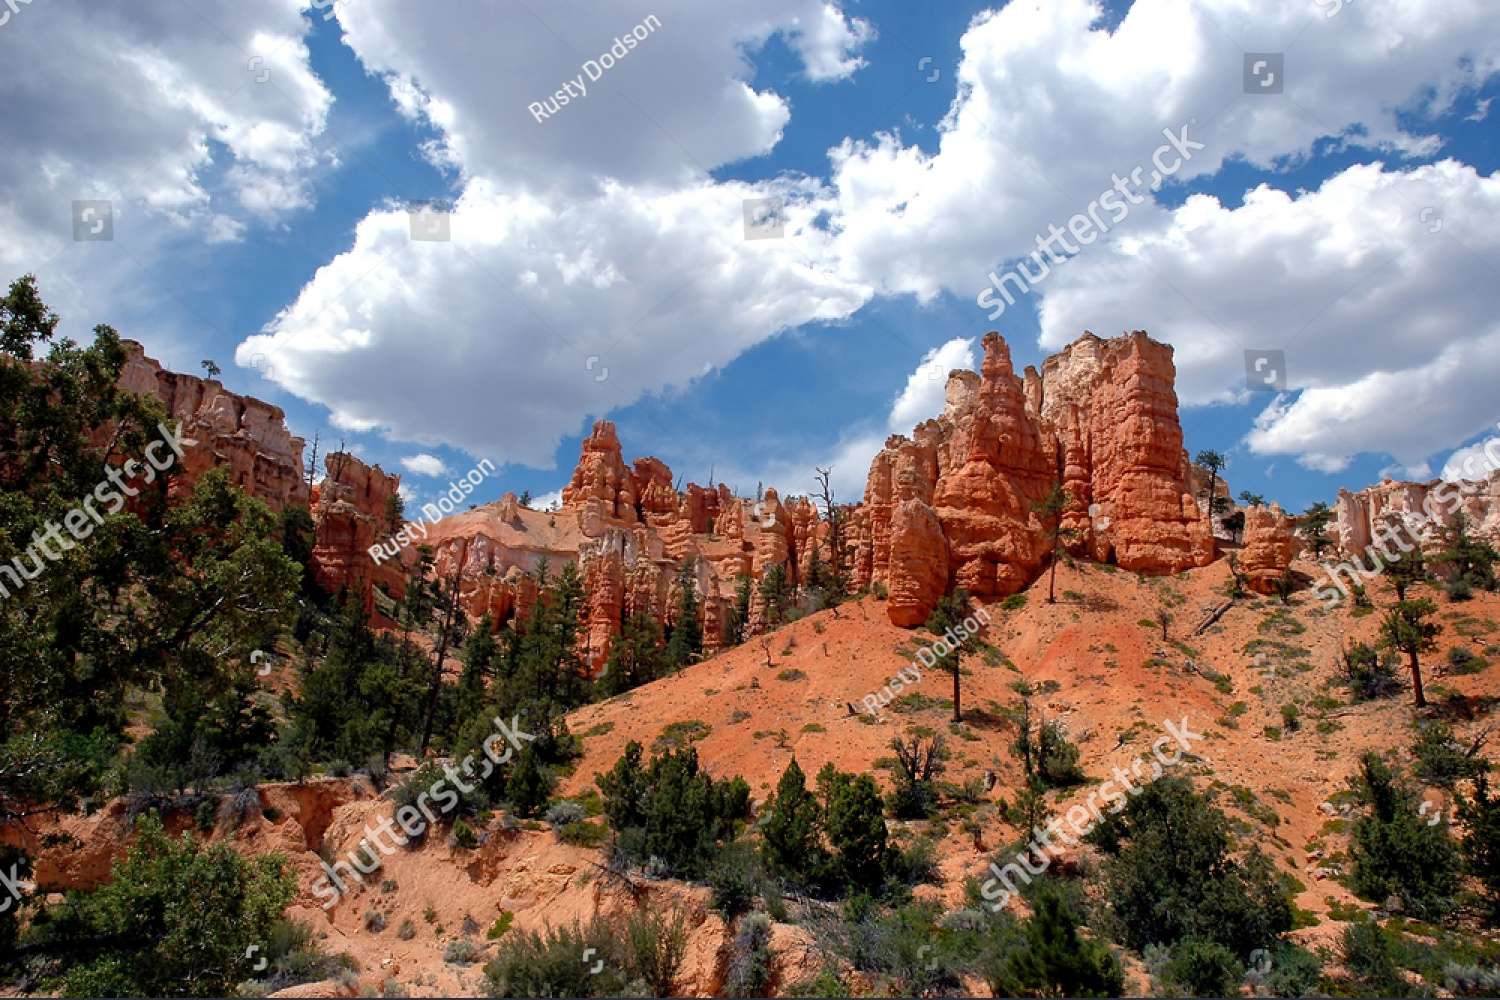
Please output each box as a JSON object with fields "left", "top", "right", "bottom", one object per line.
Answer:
{"left": 1192, "top": 599, "right": 1235, "bottom": 636}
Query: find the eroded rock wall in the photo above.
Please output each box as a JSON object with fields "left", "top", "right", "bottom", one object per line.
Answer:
{"left": 310, "top": 452, "right": 404, "bottom": 617}
{"left": 118, "top": 340, "right": 309, "bottom": 510}
{"left": 1333, "top": 475, "right": 1500, "bottom": 561}
{"left": 1240, "top": 504, "right": 1297, "bottom": 594}
{"left": 862, "top": 330, "right": 1215, "bottom": 626}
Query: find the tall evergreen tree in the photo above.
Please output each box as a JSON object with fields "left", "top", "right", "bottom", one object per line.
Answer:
{"left": 924, "top": 589, "right": 979, "bottom": 722}
{"left": 663, "top": 558, "right": 703, "bottom": 671}
{"left": 453, "top": 613, "right": 498, "bottom": 736}
{"left": 758, "top": 562, "right": 792, "bottom": 629}
{"left": 1194, "top": 450, "right": 1228, "bottom": 519}
{"left": 419, "top": 540, "right": 470, "bottom": 754}
{"left": 762, "top": 757, "right": 824, "bottom": 880}
{"left": 1348, "top": 752, "right": 1460, "bottom": 919}
{"left": 1032, "top": 482, "right": 1072, "bottom": 604}
{"left": 818, "top": 764, "right": 887, "bottom": 889}
{"left": 1379, "top": 597, "right": 1441, "bottom": 708}
{"left": 1437, "top": 511, "right": 1498, "bottom": 591}
{"left": 381, "top": 547, "right": 436, "bottom": 763}
{"left": 1301, "top": 501, "right": 1336, "bottom": 557}
{"left": 598, "top": 612, "right": 664, "bottom": 697}
{"left": 725, "top": 574, "right": 752, "bottom": 645}
{"left": 1387, "top": 548, "right": 1427, "bottom": 602}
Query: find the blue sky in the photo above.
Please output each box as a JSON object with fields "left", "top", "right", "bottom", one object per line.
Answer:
{"left": 3, "top": 0, "right": 1498, "bottom": 516}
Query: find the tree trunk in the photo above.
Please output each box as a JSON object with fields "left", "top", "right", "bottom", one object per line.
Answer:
{"left": 1410, "top": 650, "right": 1426, "bottom": 708}
{"left": 419, "top": 540, "right": 468, "bottom": 755}
{"left": 951, "top": 664, "right": 962, "bottom": 723}
{"left": 418, "top": 599, "right": 458, "bottom": 756}
{"left": 1047, "top": 543, "right": 1058, "bottom": 604}
{"left": 382, "top": 634, "right": 409, "bottom": 767}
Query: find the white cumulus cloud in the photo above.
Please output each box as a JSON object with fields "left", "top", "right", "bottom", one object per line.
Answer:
{"left": 888, "top": 337, "right": 977, "bottom": 431}
{"left": 0, "top": 0, "right": 332, "bottom": 346}
{"left": 236, "top": 1, "right": 874, "bottom": 469}
{"left": 1032, "top": 159, "right": 1500, "bottom": 473}
{"left": 826, "top": 0, "right": 1499, "bottom": 304}
{"left": 400, "top": 453, "right": 451, "bottom": 477}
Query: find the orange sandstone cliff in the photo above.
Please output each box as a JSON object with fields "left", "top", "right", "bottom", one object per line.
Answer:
{"left": 1240, "top": 503, "right": 1298, "bottom": 595}
{"left": 118, "top": 340, "right": 309, "bottom": 510}
{"left": 310, "top": 452, "right": 404, "bottom": 617}
{"left": 856, "top": 331, "right": 1216, "bottom": 626}
{"left": 116, "top": 329, "right": 1286, "bottom": 664}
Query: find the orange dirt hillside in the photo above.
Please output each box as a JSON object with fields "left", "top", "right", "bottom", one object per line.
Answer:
{"left": 561, "top": 555, "right": 1500, "bottom": 948}
{"left": 8, "top": 556, "right": 1497, "bottom": 996}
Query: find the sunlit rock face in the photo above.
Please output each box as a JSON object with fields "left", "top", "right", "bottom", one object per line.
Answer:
{"left": 862, "top": 330, "right": 1214, "bottom": 626}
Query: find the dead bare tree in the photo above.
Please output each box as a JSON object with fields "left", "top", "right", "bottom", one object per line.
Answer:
{"left": 890, "top": 732, "right": 947, "bottom": 786}
{"left": 303, "top": 430, "right": 320, "bottom": 491}
{"left": 812, "top": 466, "right": 847, "bottom": 610}
{"left": 328, "top": 436, "right": 350, "bottom": 485}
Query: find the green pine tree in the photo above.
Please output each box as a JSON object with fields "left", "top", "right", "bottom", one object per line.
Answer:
{"left": 924, "top": 589, "right": 979, "bottom": 722}
{"left": 985, "top": 880, "right": 1124, "bottom": 997}
{"left": 598, "top": 612, "right": 665, "bottom": 697}
{"left": 1301, "top": 501, "right": 1336, "bottom": 557}
{"left": 761, "top": 757, "right": 824, "bottom": 881}
{"left": 664, "top": 559, "right": 703, "bottom": 671}
{"left": 725, "top": 574, "right": 752, "bottom": 645}
{"left": 818, "top": 764, "right": 887, "bottom": 889}
{"left": 508, "top": 744, "right": 552, "bottom": 818}
{"left": 1378, "top": 597, "right": 1441, "bottom": 708}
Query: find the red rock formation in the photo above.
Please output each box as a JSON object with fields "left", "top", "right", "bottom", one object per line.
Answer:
{"left": 310, "top": 452, "right": 403, "bottom": 618}
{"left": 1240, "top": 504, "right": 1296, "bottom": 594}
{"left": 931, "top": 336, "right": 1054, "bottom": 601}
{"left": 682, "top": 482, "right": 732, "bottom": 535}
{"left": 787, "top": 496, "right": 822, "bottom": 583}
{"left": 632, "top": 457, "right": 677, "bottom": 527}
{"left": 117, "top": 340, "right": 309, "bottom": 509}
{"left": 887, "top": 499, "right": 948, "bottom": 626}
{"left": 561, "top": 421, "right": 638, "bottom": 525}
{"left": 862, "top": 330, "right": 1214, "bottom": 626}
{"left": 105, "top": 350, "right": 740, "bottom": 668}
{"left": 1037, "top": 332, "right": 1213, "bottom": 575}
